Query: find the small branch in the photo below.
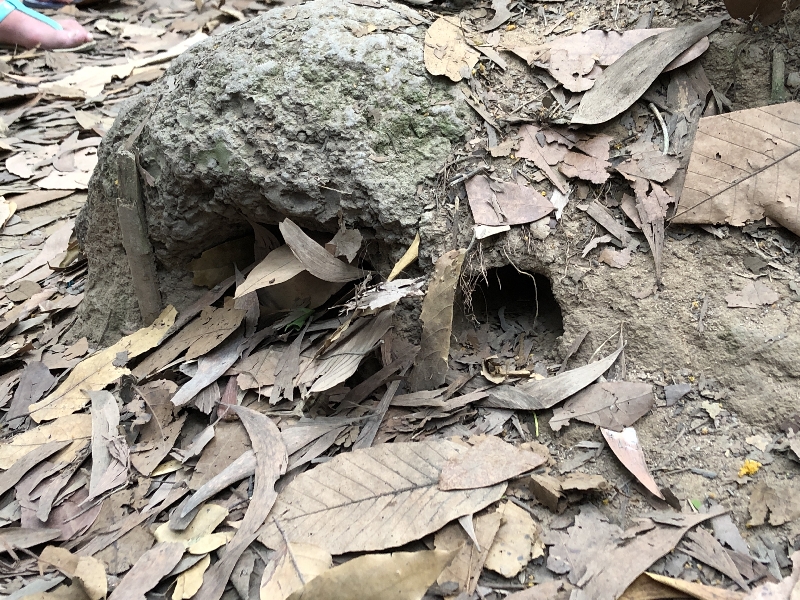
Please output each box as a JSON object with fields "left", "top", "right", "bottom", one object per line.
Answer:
{"left": 648, "top": 102, "right": 669, "bottom": 155}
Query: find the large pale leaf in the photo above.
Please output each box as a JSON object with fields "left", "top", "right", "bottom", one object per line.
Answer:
{"left": 29, "top": 307, "right": 177, "bottom": 422}
{"left": 259, "top": 440, "right": 506, "bottom": 555}
{"left": 235, "top": 245, "right": 305, "bottom": 298}
{"left": 672, "top": 102, "right": 800, "bottom": 237}
{"left": 0, "top": 413, "right": 91, "bottom": 469}
{"left": 287, "top": 550, "right": 456, "bottom": 600}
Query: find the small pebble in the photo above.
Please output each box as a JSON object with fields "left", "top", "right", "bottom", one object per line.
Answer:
{"left": 787, "top": 71, "right": 800, "bottom": 89}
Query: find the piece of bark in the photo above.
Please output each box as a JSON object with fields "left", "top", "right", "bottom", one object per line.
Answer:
{"left": 409, "top": 250, "right": 466, "bottom": 391}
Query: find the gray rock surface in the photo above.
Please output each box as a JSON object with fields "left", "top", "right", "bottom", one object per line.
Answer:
{"left": 75, "top": 0, "right": 470, "bottom": 341}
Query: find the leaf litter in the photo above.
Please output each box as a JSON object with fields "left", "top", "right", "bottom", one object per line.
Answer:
{"left": 0, "top": 1, "right": 797, "bottom": 600}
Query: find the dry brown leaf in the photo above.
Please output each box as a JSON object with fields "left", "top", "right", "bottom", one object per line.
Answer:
{"left": 287, "top": 549, "right": 456, "bottom": 600}
{"left": 616, "top": 151, "right": 680, "bottom": 183}
{"left": 601, "top": 427, "right": 664, "bottom": 499}
{"left": 107, "top": 542, "right": 185, "bottom": 600}
{"left": 598, "top": 247, "right": 632, "bottom": 269}
{"left": 0, "top": 440, "right": 68, "bottom": 497}
{"left": 517, "top": 125, "right": 570, "bottom": 194}
{"left": 485, "top": 501, "right": 543, "bottom": 578}
{"left": 513, "top": 29, "right": 709, "bottom": 93}
{"left": 424, "top": 16, "right": 479, "bottom": 82}
{"left": 258, "top": 440, "right": 506, "bottom": 555}
{"left": 193, "top": 406, "right": 287, "bottom": 600}
{"left": 747, "top": 481, "right": 800, "bottom": 527}
{"left": 681, "top": 528, "right": 749, "bottom": 590}
{"left": 673, "top": 103, "right": 800, "bottom": 236}
{"left": 307, "top": 311, "right": 393, "bottom": 393}
{"left": 39, "top": 547, "right": 107, "bottom": 600}
{"left": 572, "top": 18, "right": 724, "bottom": 125}
{"left": 0, "top": 528, "right": 61, "bottom": 553}
{"left": 0, "top": 413, "right": 91, "bottom": 469}
{"left": 327, "top": 227, "right": 362, "bottom": 263}
{"left": 279, "top": 219, "right": 364, "bottom": 283}
{"left": 133, "top": 305, "right": 244, "bottom": 378}
{"left": 171, "top": 332, "right": 243, "bottom": 407}
{"left": 260, "top": 543, "right": 332, "bottom": 600}
{"left": 745, "top": 551, "right": 799, "bottom": 599}
{"left": 506, "top": 580, "right": 571, "bottom": 600}
{"left": 130, "top": 381, "right": 184, "bottom": 477}
{"left": 632, "top": 179, "right": 671, "bottom": 286}
{"left": 5, "top": 220, "right": 73, "bottom": 286}
{"left": 487, "top": 346, "right": 623, "bottom": 411}
{"left": 550, "top": 381, "right": 653, "bottom": 432}
{"left": 28, "top": 307, "right": 177, "bottom": 422}
{"left": 529, "top": 473, "right": 610, "bottom": 512}
{"left": 156, "top": 504, "right": 229, "bottom": 547}
{"left": 409, "top": 250, "right": 466, "bottom": 391}
{"left": 640, "top": 573, "right": 745, "bottom": 600}
{"left": 466, "top": 175, "right": 555, "bottom": 226}
{"left": 439, "top": 435, "right": 547, "bottom": 490}
{"left": 564, "top": 506, "right": 726, "bottom": 600}
{"left": 235, "top": 245, "right": 305, "bottom": 298}
{"left": 435, "top": 512, "right": 502, "bottom": 596}
{"left": 560, "top": 151, "right": 611, "bottom": 184}
{"left": 88, "top": 390, "right": 128, "bottom": 500}
{"left": 725, "top": 281, "right": 779, "bottom": 308}
{"left": 388, "top": 233, "right": 420, "bottom": 282}
{"left": 174, "top": 554, "right": 211, "bottom": 600}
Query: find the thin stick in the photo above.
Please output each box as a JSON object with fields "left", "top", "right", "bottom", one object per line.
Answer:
{"left": 648, "top": 102, "right": 669, "bottom": 155}
{"left": 274, "top": 518, "right": 305, "bottom": 585}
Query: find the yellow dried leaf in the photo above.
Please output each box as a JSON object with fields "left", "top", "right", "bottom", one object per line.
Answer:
{"left": 74, "top": 556, "right": 107, "bottom": 600}
{"left": 173, "top": 554, "right": 211, "bottom": 600}
{"left": 0, "top": 413, "right": 91, "bottom": 470}
{"left": 260, "top": 543, "right": 332, "bottom": 600}
{"left": 29, "top": 306, "right": 177, "bottom": 422}
{"left": 187, "top": 531, "right": 234, "bottom": 555}
{"left": 150, "top": 459, "right": 183, "bottom": 476}
{"left": 387, "top": 233, "right": 420, "bottom": 282}
{"left": 155, "top": 504, "right": 228, "bottom": 548}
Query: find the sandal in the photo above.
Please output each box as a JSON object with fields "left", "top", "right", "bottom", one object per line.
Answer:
{"left": 0, "top": 0, "right": 62, "bottom": 30}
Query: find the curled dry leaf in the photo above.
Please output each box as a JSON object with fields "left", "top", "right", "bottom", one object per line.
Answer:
{"left": 279, "top": 219, "right": 364, "bottom": 283}
{"left": 550, "top": 381, "right": 653, "bottom": 431}
{"left": 259, "top": 440, "right": 506, "bottom": 555}
{"left": 28, "top": 307, "right": 177, "bottom": 422}
{"left": 286, "top": 549, "right": 457, "bottom": 600}
{"left": 488, "top": 346, "right": 623, "bottom": 411}
{"left": 235, "top": 245, "right": 304, "bottom": 298}
{"left": 439, "top": 435, "right": 547, "bottom": 491}
{"left": 424, "top": 16, "right": 479, "bottom": 82}
{"left": 601, "top": 427, "right": 664, "bottom": 499}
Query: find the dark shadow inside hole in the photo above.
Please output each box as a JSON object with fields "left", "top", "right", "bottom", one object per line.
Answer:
{"left": 469, "top": 265, "right": 564, "bottom": 339}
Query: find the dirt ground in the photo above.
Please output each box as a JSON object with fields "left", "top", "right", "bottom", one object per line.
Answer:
{"left": 0, "top": 0, "right": 799, "bottom": 596}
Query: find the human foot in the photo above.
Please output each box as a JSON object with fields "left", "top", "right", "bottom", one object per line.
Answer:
{"left": 0, "top": 0, "right": 92, "bottom": 49}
